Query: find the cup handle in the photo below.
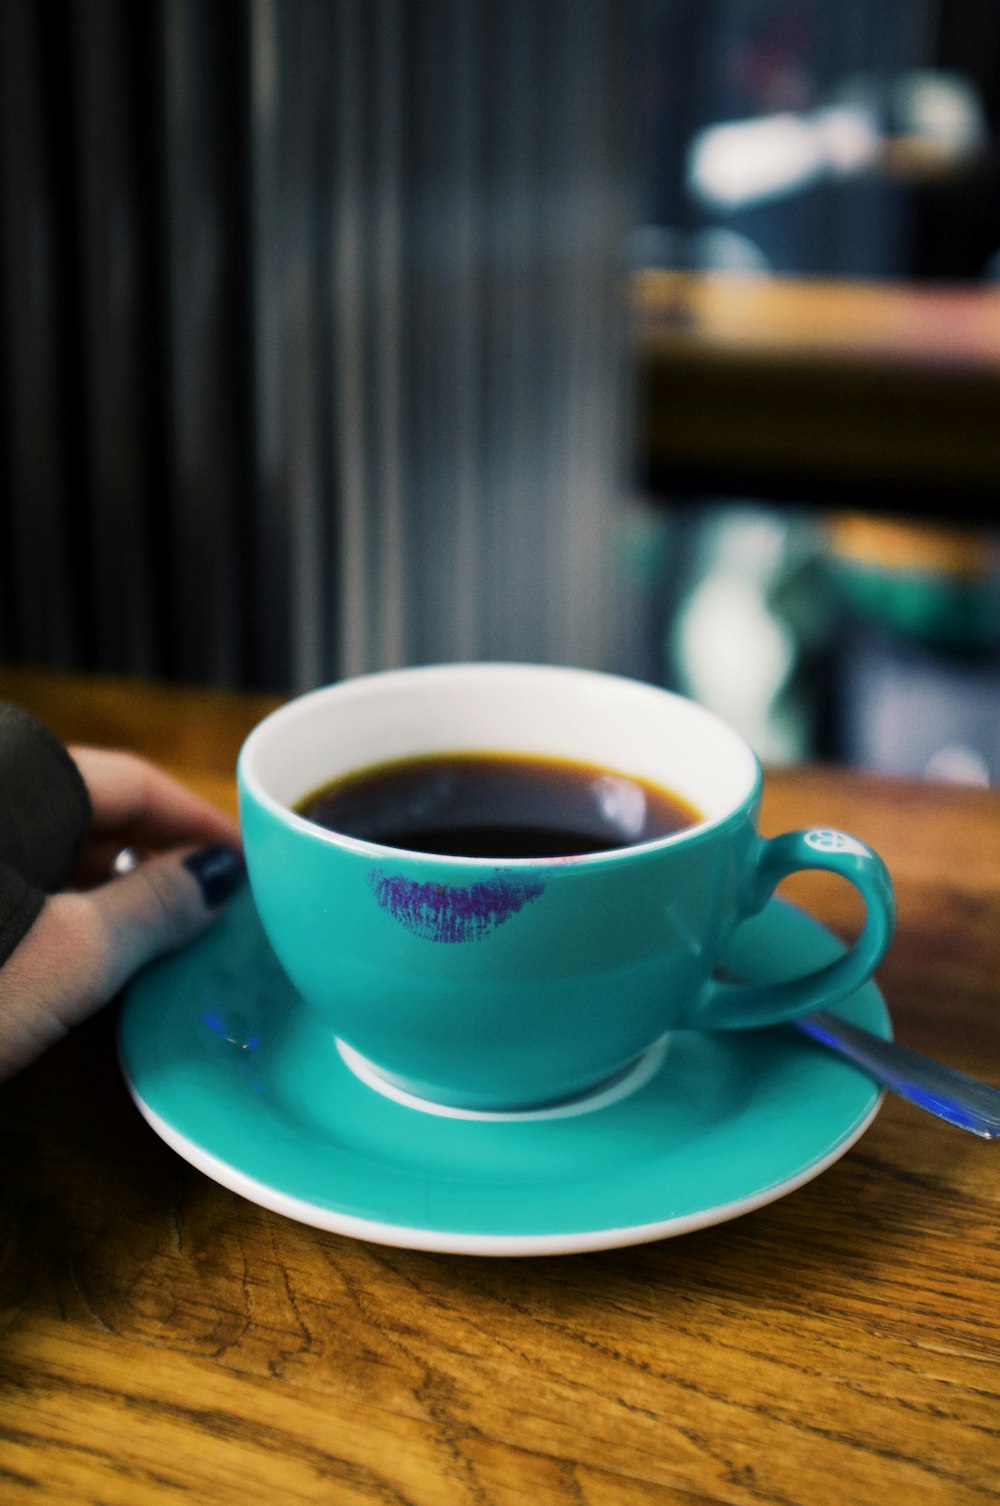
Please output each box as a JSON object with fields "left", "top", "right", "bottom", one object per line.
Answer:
{"left": 697, "top": 828, "right": 895, "bottom": 1029}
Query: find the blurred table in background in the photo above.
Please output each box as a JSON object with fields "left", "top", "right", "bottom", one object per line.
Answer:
{"left": 637, "top": 272, "right": 1000, "bottom": 515}
{"left": 0, "top": 667, "right": 998, "bottom": 1505}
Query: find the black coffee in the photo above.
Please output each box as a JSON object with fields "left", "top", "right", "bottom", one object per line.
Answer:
{"left": 295, "top": 751, "right": 701, "bottom": 858}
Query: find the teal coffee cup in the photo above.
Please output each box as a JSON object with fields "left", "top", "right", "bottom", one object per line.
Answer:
{"left": 238, "top": 664, "right": 894, "bottom": 1111}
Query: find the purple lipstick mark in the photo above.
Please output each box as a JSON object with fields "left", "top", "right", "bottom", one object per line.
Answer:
{"left": 368, "top": 867, "right": 544, "bottom": 943}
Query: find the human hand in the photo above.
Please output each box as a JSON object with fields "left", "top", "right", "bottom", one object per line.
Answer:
{"left": 0, "top": 748, "right": 243, "bottom": 1081}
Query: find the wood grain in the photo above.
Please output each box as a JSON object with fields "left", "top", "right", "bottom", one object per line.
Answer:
{"left": 1, "top": 668, "right": 998, "bottom": 1505}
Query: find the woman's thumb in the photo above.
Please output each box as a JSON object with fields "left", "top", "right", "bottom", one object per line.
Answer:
{"left": 0, "top": 845, "right": 244, "bottom": 1080}
{"left": 95, "top": 845, "right": 245, "bottom": 990}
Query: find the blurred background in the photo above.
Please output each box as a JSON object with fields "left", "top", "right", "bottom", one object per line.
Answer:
{"left": 1, "top": 0, "right": 998, "bottom": 780}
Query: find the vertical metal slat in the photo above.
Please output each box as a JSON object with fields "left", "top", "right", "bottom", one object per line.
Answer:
{"left": 0, "top": 0, "right": 81, "bottom": 667}
{"left": 71, "top": 0, "right": 162, "bottom": 674}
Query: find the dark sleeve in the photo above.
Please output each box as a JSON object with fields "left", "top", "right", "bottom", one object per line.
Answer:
{"left": 0, "top": 861, "right": 45, "bottom": 966}
{"left": 0, "top": 703, "right": 92, "bottom": 965}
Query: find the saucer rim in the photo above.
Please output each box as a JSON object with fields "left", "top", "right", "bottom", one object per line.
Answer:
{"left": 124, "top": 1082, "right": 882, "bottom": 1257}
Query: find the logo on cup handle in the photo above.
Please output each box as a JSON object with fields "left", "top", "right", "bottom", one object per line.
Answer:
{"left": 804, "top": 828, "right": 869, "bottom": 858}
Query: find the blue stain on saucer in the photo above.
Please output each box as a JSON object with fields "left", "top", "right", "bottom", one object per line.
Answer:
{"left": 366, "top": 866, "right": 544, "bottom": 942}
{"left": 118, "top": 887, "right": 890, "bottom": 1256}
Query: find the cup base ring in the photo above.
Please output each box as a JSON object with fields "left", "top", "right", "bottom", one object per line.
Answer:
{"left": 334, "top": 1037, "right": 671, "bottom": 1123}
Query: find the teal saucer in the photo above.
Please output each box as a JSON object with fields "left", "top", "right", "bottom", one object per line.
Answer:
{"left": 119, "top": 888, "right": 889, "bottom": 1256}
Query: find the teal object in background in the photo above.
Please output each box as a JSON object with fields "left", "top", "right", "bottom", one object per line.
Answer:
{"left": 831, "top": 557, "right": 999, "bottom": 656}
{"left": 119, "top": 889, "right": 888, "bottom": 1256}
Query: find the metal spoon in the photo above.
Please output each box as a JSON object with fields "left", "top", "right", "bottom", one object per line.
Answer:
{"left": 791, "top": 1011, "right": 1000, "bottom": 1139}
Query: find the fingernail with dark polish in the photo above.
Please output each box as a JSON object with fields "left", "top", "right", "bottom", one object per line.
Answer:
{"left": 184, "top": 845, "right": 246, "bottom": 909}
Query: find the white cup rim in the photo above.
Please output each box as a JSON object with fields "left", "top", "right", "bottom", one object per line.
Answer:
{"left": 237, "top": 662, "right": 763, "bottom": 870}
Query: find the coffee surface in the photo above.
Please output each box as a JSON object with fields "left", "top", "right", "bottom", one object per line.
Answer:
{"left": 295, "top": 751, "right": 701, "bottom": 858}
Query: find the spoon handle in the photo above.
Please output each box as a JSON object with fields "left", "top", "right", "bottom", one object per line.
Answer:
{"left": 794, "top": 1012, "right": 1000, "bottom": 1139}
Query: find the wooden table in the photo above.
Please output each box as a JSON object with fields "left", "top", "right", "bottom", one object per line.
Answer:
{"left": 636, "top": 272, "right": 1000, "bottom": 515}
{"left": 1, "top": 668, "right": 998, "bottom": 1506}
